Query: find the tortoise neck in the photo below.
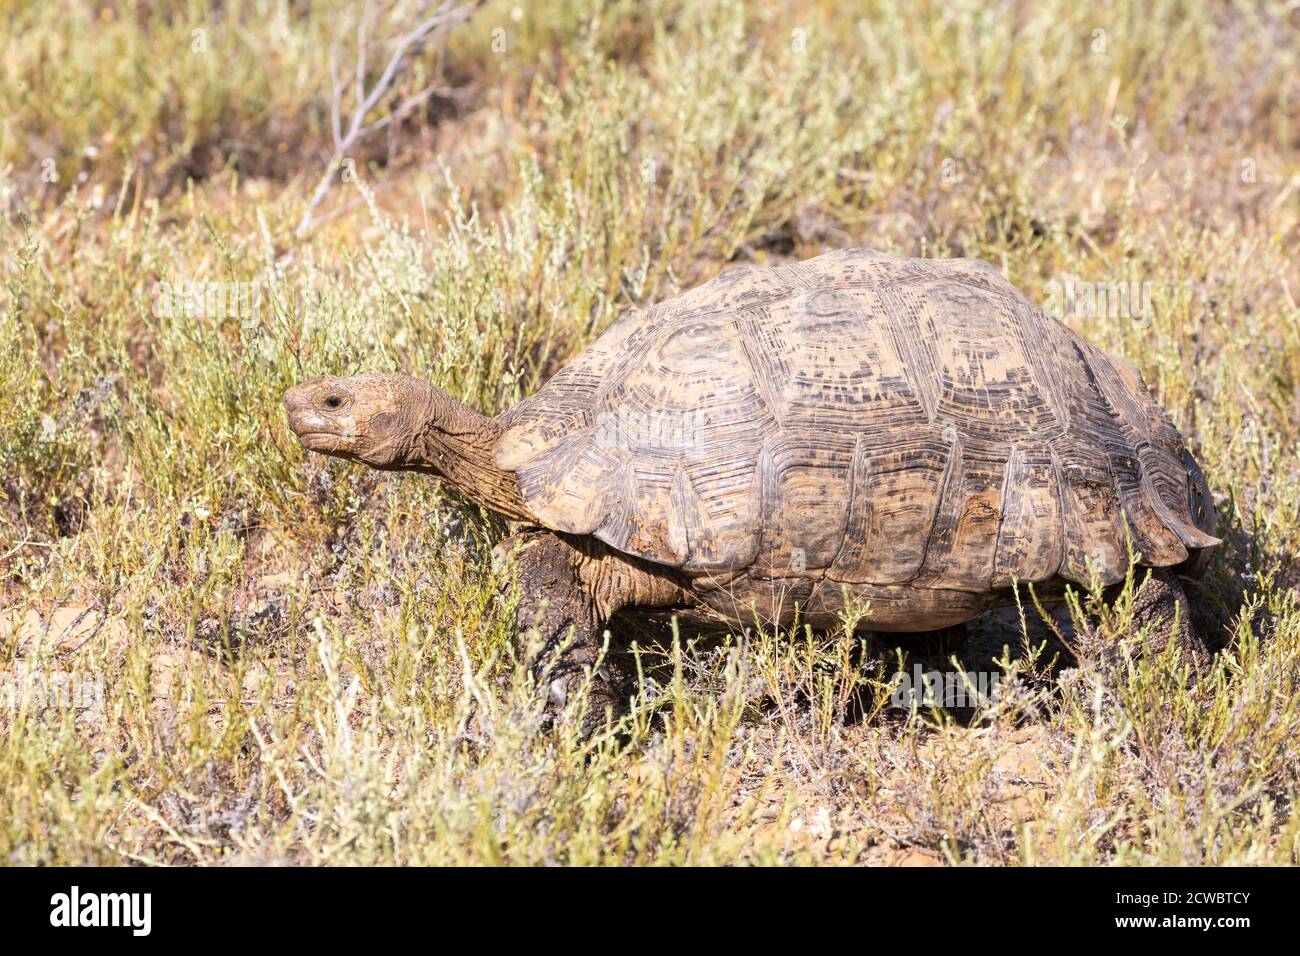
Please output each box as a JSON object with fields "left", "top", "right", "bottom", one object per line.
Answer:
{"left": 411, "top": 386, "right": 532, "bottom": 521}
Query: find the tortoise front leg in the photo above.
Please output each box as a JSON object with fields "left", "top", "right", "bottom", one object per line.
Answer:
{"left": 497, "top": 530, "right": 625, "bottom": 726}
{"left": 496, "top": 529, "right": 694, "bottom": 729}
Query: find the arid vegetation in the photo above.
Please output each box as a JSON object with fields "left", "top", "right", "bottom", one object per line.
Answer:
{"left": 1, "top": 0, "right": 1297, "bottom": 864}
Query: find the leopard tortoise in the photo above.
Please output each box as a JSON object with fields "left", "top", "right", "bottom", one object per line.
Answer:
{"left": 284, "top": 247, "right": 1220, "bottom": 709}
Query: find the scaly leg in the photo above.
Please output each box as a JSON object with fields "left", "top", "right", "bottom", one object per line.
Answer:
{"left": 496, "top": 530, "right": 691, "bottom": 730}
{"left": 1124, "top": 567, "right": 1211, "bottom": 669}
{"left": 499, "top": 530, "right": 617, "bottom": 723}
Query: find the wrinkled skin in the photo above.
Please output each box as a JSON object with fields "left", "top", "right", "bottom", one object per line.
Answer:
{"left": 284, "top": 374, "right": 532, "bottom": 519}
{"left": 283, "top": 374, "right": 437, "bottom": 468}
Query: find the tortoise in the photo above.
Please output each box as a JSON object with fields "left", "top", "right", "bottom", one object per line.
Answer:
{"left": 284, "top": 247, "right": 1220, "bottom": 709}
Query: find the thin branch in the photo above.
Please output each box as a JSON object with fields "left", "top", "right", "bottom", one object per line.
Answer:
{"left": 296, "top": 0, "right": 478, "bottom": 238}
{"left": 355, "top": 0, "right": 370, "bottom": 118}
{"left": 328, "top": 41, "right": 344, "bottom": 151}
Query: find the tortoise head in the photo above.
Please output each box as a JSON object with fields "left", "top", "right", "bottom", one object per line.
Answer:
{"left": 283, "top": 373, "right": 443, "bottom": 470}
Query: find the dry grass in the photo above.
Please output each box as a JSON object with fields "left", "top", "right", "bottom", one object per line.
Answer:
{"left": 0, "top": 0, "right": 1298, "bottom": 865}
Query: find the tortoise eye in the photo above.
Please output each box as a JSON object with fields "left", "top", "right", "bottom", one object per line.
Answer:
{"left": 324, "top": 395, "right": 343, "bottom": 409}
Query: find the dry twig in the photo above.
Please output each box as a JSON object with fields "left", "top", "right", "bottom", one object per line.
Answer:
{"left": 296, "top": 0, "right": 479, "bottom": 237}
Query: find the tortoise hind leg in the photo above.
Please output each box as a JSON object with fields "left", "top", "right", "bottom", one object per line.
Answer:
{"left": 1122, "top": 567, "right": 1211, "bottom": 670}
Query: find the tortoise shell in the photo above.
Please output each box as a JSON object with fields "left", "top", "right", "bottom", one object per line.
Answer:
{"left": 495, "top": 247, "right": 1218, "bottom": 610}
